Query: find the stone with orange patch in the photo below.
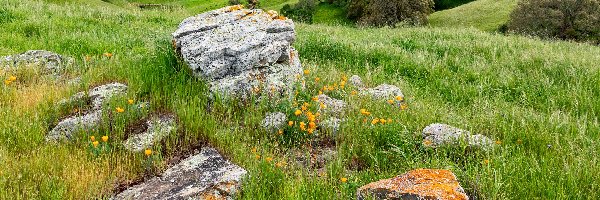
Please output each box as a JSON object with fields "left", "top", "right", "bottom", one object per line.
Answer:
{"left": 357, "top": 169, "right": 468, "bottom": 200}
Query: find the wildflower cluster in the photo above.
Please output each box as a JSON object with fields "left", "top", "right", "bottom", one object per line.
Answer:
{"left": 251, "top": 147, "right": 287, "bottom": 168}
{"left": 89, "top": 133, "right": 110, "bottom": 156}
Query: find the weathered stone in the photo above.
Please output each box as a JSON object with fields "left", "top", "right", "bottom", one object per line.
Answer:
{"left": 172, "top": 6, "right": 302, "bottom": 97}
{"left": 88, "top": 82, "right": 128, "bottom": 109}
{"left": 363, "top": 84, "right": 404, "bottom": 100}
{"left": 123, "top": 114, "right": 177, "bottom": 152}
{"left": 357, "top": 169, "right": 468, "bottom": 200}
{"left": 319, "top": 117, "right": 343, "bottom": 134}
{"left": 57, "top": 91, "right": 87, "bottom": 107}
{"left": 114, "top": 147, "right": 247, "bottom": 200}
{"left": 422, "top": 123, "right": 493, "bottom": 149}
{"left": 349, "top": 75, "right": 364, "bottom": 88}
{"left": 317, "top": 94, "right": 346, "bottom": 116}
{"left": 1, "top": 50, "right": 73, "bottom": 75}
{"left": 46, "top": 110, "right": 102, "bottom": 142}
{"left": 261, "top": 112, "right": 287, "bottom": 132}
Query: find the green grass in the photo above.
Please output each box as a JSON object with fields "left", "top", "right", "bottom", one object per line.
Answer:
{"left": 429, "top": 0, "right": 519, "bottom": 32}
{"left": 1, "top": 0, "right": 600, "bottom": 199}
{"left": 312, "top": 3, "right": 353, "bottom": 26}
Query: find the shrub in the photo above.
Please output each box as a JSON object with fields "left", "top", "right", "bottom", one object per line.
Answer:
{"left": 281, "top": 0, "right": 317, "bottom": 23}
{"left": 507, "top": 0, "right": 600, "bottom": 44}
{"left": 347, "top": 0, "right": 434, "bottom": 27}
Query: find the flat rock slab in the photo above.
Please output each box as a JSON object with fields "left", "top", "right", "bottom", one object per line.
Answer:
{"left": 46, "top": 110, "right": 102, "bottom": 141}
{"left": 422, "top": 123, "right": 493, "bottom": 149}
{"left": 173, "top": 6, "right": 302, "bottom": 97}
{"left": 88, "top": 82, "right": 128, "bottom": 109}
{"left": 123, "top": 114, "right": 177, "bottom": 152}
{"left": 1, "top": 50, "right": 73, "bottom": 75}
{"left": 114, "top": 147, "right": 247, "bottom": 200}
{"left": 317, "top": 94, "right": 346, "bottom": 116}
{"left": 357, "top": 169, "right": 469, "bottom": 200}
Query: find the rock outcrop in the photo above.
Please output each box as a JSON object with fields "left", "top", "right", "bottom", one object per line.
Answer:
{"left": 46, "top": 82, "right": 128, "bottom": 142}
{"left": 1, "top": 50, "right": 73, "bottom": 76}
{"left": 123, "top": 114, "right": 177, "bottom": 152}
{"left": 317, "top": 94, "right": 346, "bottom": 116}
{"left": 114, "top": 147, "right": 247, "bottom": 200}
{"left": 172, "top": 6, "right": 302, "bottom": 97}
{"left": 363, "top": 84, "right": 404, "bottom": 100}
{"left": 357, "top": 169, "right": 469, "bottom": 200}
{"left": 422, "top": 123, "right": 493, "bottom": 149}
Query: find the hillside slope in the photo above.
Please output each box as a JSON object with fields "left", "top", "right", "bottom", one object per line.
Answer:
{"left": 1, "top": 0, "right": 600, "bottom": 199}
{"left": 429, "top": 0, "right": 519, "bottom": 32}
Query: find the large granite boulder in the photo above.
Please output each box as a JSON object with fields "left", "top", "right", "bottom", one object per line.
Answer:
{"left": 357, "top": 169, "right": 469, "bottom": 200}
{"left": 1, "top": 50, "right": 73, "bottom": 76}
{"left": 172, "top": 5, "right": 302, "bottom": 97}
{"left": 114, "top": 147, "right": 247, "bottom": 200}
{"left": 422, "top": 123, "right": 493, "bottom": 149}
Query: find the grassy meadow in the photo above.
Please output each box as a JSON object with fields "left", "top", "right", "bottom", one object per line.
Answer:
{"left": 1, "top": 0, "right": 600, "bottom": 199}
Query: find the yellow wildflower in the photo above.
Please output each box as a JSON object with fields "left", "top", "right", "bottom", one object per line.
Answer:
{"left": 307, "top": 128, "right": 314, "bottom": 134}
{"left": 495, "top": 140, "right": 502, "bottom": 145}
{"left": 309, "top": 122, "right": 316, "bottom": 129}
{"left": 266, "top": 157, "right": 273, "bottom": 163}
{"left": 101, "top": 135, "right": 108, "bottom": 142}
{"left": 90, "top": 136, "right": 96, "bottom": 141}
{"left": 380, "top": 119, "right": 387, "bottom": 124}
{"left": 145, "top": 149, "right": 152, "bottom": 157}
{"left": 128, "top": 99, "right": 134, "bottom": 105}
{"left": 320, "top": 103, "right": 327, "bottom": 109}
{"left": 294, "top": 109, "right": 302, "bottom": 116}
{"left": 300, "top": 122, "right": 306, "bottom": 131}
{"left": 312, "top": 96, "right": 319, "bottom": 102}
{"left": 351, "top": 90, "right": 358, "bottom": 95}
{"left": 395, "top": 96, "right": 403, "bottom": 101}
{"left": 483, "top": 159, "right": 490, "bottom": 165}
{"left": 278, "top": 129, "right": 283, "bottom": 135}
{"left": 400, "top": 104, "right": 408, "bottom": 110}
{"left": 116, "top": 107, "right": 125, "bottom": 113}
{"left": 318, "top": 90, "right": 323, "bottom": 95}
{"left": 371, "top": 118, "right": 379, "bottom": 125}
{"left": 315, "top": 77, "right": 320, "bottom": 82}
{"left": 387, "top": 99, "right": 394, "bottom": 104}
{"left": 103, "top": 52, "right": 113, "bottom": 58}
{"left": 8, "top": 76, "right": 16, "bottom": 81}
{"left": 4, "top": 80, "right": 11, "bottom": 85}
{"left": 276, "top": 162, "right": 283, "bottom": 168}
{"left": 340, "top": 177, "right": 348, "bottom": 183}
{"left": 423, "top": 140, "right": 433, "bottom": 146}
{"left": 92, "top": 141, "right": 99, "bottom": 148}
{"left": 303, "top": 69, "right": 310, "bottom": 75}
{"left": 255, "top": 154, "right": 261, "bottom": 160}
{"left": 288, "top": 121, "right": 294, "bottom": 126}
{"left": 251, "top": 147, "right": 257, "bottom": 153}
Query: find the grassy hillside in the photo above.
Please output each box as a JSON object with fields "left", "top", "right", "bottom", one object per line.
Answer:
{"left": 429, "top": 0, "right": 519, "bottom": 32}
{"left": 2, "top": 0, "right": 600, "bottom": 199}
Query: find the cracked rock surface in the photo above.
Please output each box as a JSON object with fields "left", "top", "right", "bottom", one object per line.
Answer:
{"left": 173, "top": 6, "right": 302, "bottom": 97}
{"left": 123, "top": 114, "right": 177, "bottom": 152}
{"left": 114, "top": 147, "right": 247, "bottom": 200}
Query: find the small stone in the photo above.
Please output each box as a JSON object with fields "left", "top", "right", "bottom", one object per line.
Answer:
{"left": 114, "top": 147, "right": 247, "bottom": 200}
{"left": 261, "top": 112, "right": 287, "bottom": 132}
{"left": 363, "top": 84, "right": 404, "bottom": 100}
{"left": 46, "top": 110, "right": 102, "bottom": 142}
{"left": 349, "top": 75, "right": 364, "bottom": 88}
{"left": 357, "top": 169, "right": 469, "bottom": 200}
{"left": 317, "top": 94, "right": 346, "bottom": 116}
{"left": 88, "top": 82, "right": 128, "bottom": 109}
{"left": 319, "top": 117, "right": 343, "bottom": 134}
{"left": 1, "top": 50, "right": 74, "bottom": 76}
{"left": 422, "top": 123, "right": 493, "bottom": 149}
{"left": 123, "top": 115, "right": 177, "bottom": 152}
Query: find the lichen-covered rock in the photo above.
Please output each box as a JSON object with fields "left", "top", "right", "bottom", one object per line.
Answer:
{"left": 363, "top": 84, "right": 404, "bottom": 100}
{"left": 88, "top": 82, "right": 128, "bottom": 109}
{"left": 57, "top": 91, "right": 87, "bottom": 107}
{"left": 349, "top": 75, "right": 364, "bottom": 88}
{"left": 1, "top": 50, "right": 73, "bottom": 75}
{"left": 114, "top": 147, "right": 247, "bottom": 200}
{"left": 172, "top": 6, "right": 302, "bottom": 97}
{"left": 317, "top": 94, "right": 346, "bottom": 116}
{"left": 357, "top": 169, "right": 469, "bottom": 200}
{"left": 261, "top": 112, "right": 287, "bottom": 132}
{"left": 46, "top": 110, "right": 102, "bottom": 142}
{"left": 422, "top": 123, "right": 493, "bottom": 149}
{"left": 123, "top": 115, "right": 177, "bottom": 152}
{"left": 319, "top": 117, "right": 343, "bottom": 134}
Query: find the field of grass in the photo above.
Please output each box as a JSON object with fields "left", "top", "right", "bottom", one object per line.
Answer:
{"left": 429, "top": 0, "right": 519, "bottom": 32}
{"left": 1, "top": 0, "right": 600, "bottom": 199}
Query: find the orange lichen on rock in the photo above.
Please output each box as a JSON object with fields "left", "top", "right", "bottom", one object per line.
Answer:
{"left": 357, "top": 169, "right": 468, "bottom": 200}
{"left": 226, "top": 5, "right": 244, "bottom": 12}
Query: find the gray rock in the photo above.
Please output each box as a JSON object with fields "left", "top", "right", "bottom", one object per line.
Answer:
{"left": 88, "top": 82, "right": 128, "bottom": 109}
{"left": 172, "top": 6, "right": 302, "bottom": 97}
{"left": 317, "top": 94, "right": 346, "bottom": 116}
{"left": 46, "top": 110, "right": 102, "bottom": 142}
{"left": 114, "top": 147, "right": 247, "bottom": 200}
{"left": 1, "top": 50, "right": 73, "bottom": 75}
{"left": 123, "top": 115, "right": 177, "bottom": 152}
{"left": 349, "top": 75, "right": 364, "bottom": 88}
{"left": 362, "top": 84, "right": 404, "bottom": 100}
{"left": 319, "top": 117, "right": 343, "bottom": 134}
{"left": 57, "top": 91, "right": 87, "bottom": 107}
{"left": 422, "top": 123, "right": 493, "bottom": 149}
{"left": 261, "top": 112, "right": 287, "bottom": 132}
